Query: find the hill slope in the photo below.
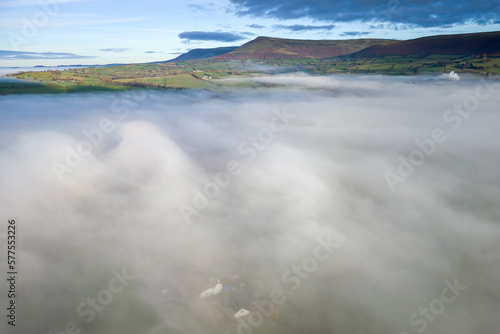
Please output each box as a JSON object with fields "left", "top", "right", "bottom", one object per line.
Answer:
{"left": 167, "top": 46, "right": 238, "bottom": 62}
{"left": 214, "top": 36, "right": 396, "bottom": 60}
{"left": 357, "top": 31, "right": 500, "bottom": 56}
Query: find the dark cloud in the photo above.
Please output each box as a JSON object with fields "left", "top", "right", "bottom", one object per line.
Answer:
{"left": 341, "top": 31, "right": 372, "bottom": 37}
{"left": 274, "top": 24, "right": 336, "bottom": 32}
{"left": 0, "top": 50, "right": 94, "bottom": 60}
{"left": 247, "top": 23, "right": 266, "bottom": 29}
{"left": 178, "top": 31, "right": 247, "bottom": 42}
{"left": 229, "top": 0, "right": 500, "bottom": 27}
{"left": 99, "top": 48, "right": 129, "bottom": 52}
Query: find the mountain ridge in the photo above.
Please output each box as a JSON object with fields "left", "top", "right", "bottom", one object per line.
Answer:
{"left": 355, "top": 31, "right": 500, "bottom": 56}
{"left": 213, "top": 36, "right": 396, "bottom": 60}
{"left": 167, "top": 31, "right": 500, "bottom": 63}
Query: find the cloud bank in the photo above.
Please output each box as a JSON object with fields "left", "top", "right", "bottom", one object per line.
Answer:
{"left": 0, "top": 75, "right": 499, "bottom": 334}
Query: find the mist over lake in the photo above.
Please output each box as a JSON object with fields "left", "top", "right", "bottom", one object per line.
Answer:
{"left": 0, "top": 74, "right": 499, "bottom": 334}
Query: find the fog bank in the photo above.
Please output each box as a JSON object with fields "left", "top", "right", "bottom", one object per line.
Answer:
{"left": 0, "top": 74, "right": 499, "bottom": 334}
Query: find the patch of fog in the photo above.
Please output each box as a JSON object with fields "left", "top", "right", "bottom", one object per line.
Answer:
{"left": 0, "top": 77, "right": 44, "bottom": 84}
{"left": 439, "top": 71, "right": 460, "bottom": 81}
{"left": 0, "top": 66, "right": 94, "bottom": 77}
{"left": 0, "top": 74, "right": 499, "bottom": 334}
{"left": 217, "top": 72, "right": 488, "bottom": 92}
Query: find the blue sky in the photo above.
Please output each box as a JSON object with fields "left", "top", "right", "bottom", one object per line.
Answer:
{"left": 0, "top": 0, "right": 499, "bottom": 67}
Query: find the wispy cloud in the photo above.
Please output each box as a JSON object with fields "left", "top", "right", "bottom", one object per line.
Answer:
{"left": 340, "top": 31, "right": 372, "bottom": 36}
{"left": 188, "top": 4, "right": 211, "bottom": 12}
{"left": 274, "top": 24, "right": 336, "bottom": 32}
{"left": 247, "top": 24, "right": 265, "bottom": 29}
{"left": 99, "top": 48, "right": 130, "bottom": 52}
{"left": 240, "top": 31, "right": 256, "bottom": 36}
{"left": 178, "top": 31, "right": 247, "bottom": 42}
{"left": 0, "top": 50, "right": 94, "bottom": 60}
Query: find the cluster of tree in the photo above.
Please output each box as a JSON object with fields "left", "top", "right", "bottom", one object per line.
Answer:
{"left": 460, "top": 62, "right": 478, "bottom": 69}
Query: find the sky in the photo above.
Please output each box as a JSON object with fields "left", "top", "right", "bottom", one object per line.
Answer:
{"left": 0, "top": 0, "right": 499, "bottom": 66}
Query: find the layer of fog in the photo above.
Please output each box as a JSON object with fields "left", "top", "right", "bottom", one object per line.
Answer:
{"left": 0, "top": 74, "right": 499, "bottom": 334}
{"left": 0, "top": 66, "right": 93, "bottom": 77}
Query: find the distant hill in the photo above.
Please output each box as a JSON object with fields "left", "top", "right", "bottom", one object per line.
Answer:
{"left": 167, "top": 47, "right": 238, "bottom": 62}
{"left": 214, "top": 36, "right": 396, "bottom": 60}
{"left": 356, "top": 31, "right": 500, "bottom": 56}
{"left": 162, "top": 31, "right": 500, "bottom": 63}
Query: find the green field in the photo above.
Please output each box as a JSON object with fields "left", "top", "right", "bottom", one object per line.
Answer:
{"left": 324, "top": 54, "right": 500, "bottom": 75}
{"left": 2, "top": 54, "right": 498, "bottom": 95}
{"left": 0, "top": 81, "right": 131, "bottom": 95}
